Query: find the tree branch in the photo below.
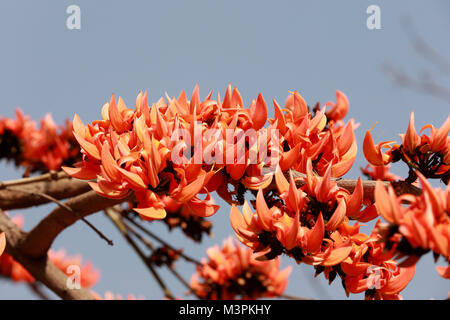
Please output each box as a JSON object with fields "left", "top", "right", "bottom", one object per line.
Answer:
{"left": 19, "top": 191, "right": 132, "bottom": 259}
{"left": 104, "top": 208, "right": 174, "bottom": 299}
{"left": 0, "top": 211, "right": 95, "bottom": 300}
{"left": 0, "top": 172, "right": 90, "bottom": 211}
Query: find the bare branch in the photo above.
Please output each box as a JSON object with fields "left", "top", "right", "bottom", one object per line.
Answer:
{"left": 104, "top": 208, "right": 174, "bottom": 299}
{"left": 19, "top": 191, "right": 132, "bottom": 259}
{"left": 0, "top": 211, "right": 95, "bottom": 300}
{"left": 122, "top": 213, "right": 202, "bottom": 265}
{"left": 0, "top": 173, "right": 90, "bottom": 211}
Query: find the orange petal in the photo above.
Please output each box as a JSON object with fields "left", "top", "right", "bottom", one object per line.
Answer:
{"left": 374, "top": 180, "right": 395, "bottom": 224}
{"left": 250, "top": 93, "right": 268, "bottom": 130}
{"left": 230, "top": 205, "right": 251, "bottom": 238}
{"left": 101, "top": 141, "right": 122, "bottom": 182}
{"left": 273, "top": 99, "right": 287, "bottom": 134}
{"left": 88, "top": 181, "right": 129, "bottom": 199}
{"left": 134, "top": 207, "right": 167, "bottom": 220}
{"left": 73, "top": 114, "right": 86, "bottom": 137}
{"left": 306, "top": 213, "right": 324, "bottom": 253}
{"left": 317, "top": 163, "right": 333, "bottom": 203}
{"left": 0, "top": 232, "right": 6, "bottom": 256}
{"left": 241, "top": 174, "right": 273, "bottom": 190}
{"left": 175, "top": 173, "right": 207, "bottom": 203}
{"left": 73, "top": 132, "right": 100, "bottom": 160}
{"left": 346, "top": 177, "right": 363, "bottom": 218}
{"left": 326, "top": 199, "right": 347, "bottom": 231}
{"left": 188, "top": 192, "right": 219, "bottom": 217}
{"left": 321, "top": 244, "right": 353, "bottom": 267}
{"left": 363, "top": 130, "right": 385, "bottom": 166}
{"left": 226, "top": 163, "right": 247, "bottom": 181}
{"left": 431, "top": 115, "right": 450, "bottom": 152}
{"left": 356, "top": 204, "right": 379, "bottom": 223}
{"left": 285, "top": 211, "right": 299, "bottom": 250}
{"left": 256, "top": 189, "right": 272, "bottom": 231}
{"left": 117, "top": 167, "right": 147, "bottom": 190}
{"left": 279, "top": 144, "right": 301, "bottom": 171}
{"left": 379, "top": 265, "right": 415, "bottom": 295}
{"left": 275, "top": 165, "right": 289, "bottom": 194}
{"left": 436, "top": 266, "right": 450, "bottom": 279}
{"left": 292, "top": 91, "right": 308, "bottom": 119}
{"left": 403, "top": 112, "right": 420, "bottom": 154}
{"left": 62, "top": 165, "right": 99, "bottom": 180}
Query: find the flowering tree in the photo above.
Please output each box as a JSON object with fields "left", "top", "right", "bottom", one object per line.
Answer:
{"left": 0, "top": 85, "right": 448, "bottom": 300}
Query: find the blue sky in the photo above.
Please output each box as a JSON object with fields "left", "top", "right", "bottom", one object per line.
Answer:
{"left": 0, "top": 0, "right": 449, "bottom": 299}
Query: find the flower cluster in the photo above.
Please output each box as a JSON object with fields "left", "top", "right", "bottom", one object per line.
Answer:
{"left": 373, "top": 172, "right": 450, "bottom": 279}
{"left": 363, "top": 112, "right": 450, "bottom": 184}
{"left": 0, "top": 216, "right": 100, "bottom": 288}
{"left": 337, "top": 221, "right": 415, "bottom": 300}
{"left": 63, "top": 86, "right": 357, "bottom": 223}
{"left": 230, "top": 159, "right": 416, "bottom": 299}
{"left": 190, "top": 238, "right": 291, "bottom": 299}
{"left": 0, "top": 109, "right": 81, "bottom": 173}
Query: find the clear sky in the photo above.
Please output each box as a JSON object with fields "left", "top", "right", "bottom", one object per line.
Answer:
{"left": 0, "top": 0, "right": 449, "bottom": 299}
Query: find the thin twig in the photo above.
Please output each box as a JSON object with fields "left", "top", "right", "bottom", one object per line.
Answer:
{"left": 6, "top": 187, "right": 113, "bottom": 247}
{"left": 120, "top": 216, "right": 202, "bottom": 299}
{"left": 0, "top": 171, "right": 69, "bottom": 189}
{"left": 20, "top": 190, "right": 132, "bottom": 258}
{"left": 122, "top": 220, "right": 154, "bottom": 251}
{"left": 104, "top": 208, "right": 174, "bottom": 300}
{"left": 28, "top": 282, "right": 50, "bottom": 300}
{"left": 0, "top": 175, "right": 91, "bottom": 211}
{"left": 121, "top": 213, "right": 202, "bottom": 265}
{"left": 167, "top": 265, "right": 201, "bottom": 299}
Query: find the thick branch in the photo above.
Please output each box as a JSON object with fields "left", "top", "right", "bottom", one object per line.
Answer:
{"left": 19, "top": 191, "right": 132, "bottom": 258}
{"left": 0, "top": 174, "right": 90, "bottom": 210}
{"left": 0, "top": 211, "right": 94, "bottom": 300}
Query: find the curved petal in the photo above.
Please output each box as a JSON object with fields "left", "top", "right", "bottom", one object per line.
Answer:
{"left": 321, "top": 244, "right": 353, "bottom": 267}
{"left": 250, "top": 93, "right": 268, "bottom": 130}
{"left": 134, "top": 207, "right": 167, "bottom": 220}
{"left": 379, "top": 265, "right": 415, "bottom": 295}
{"left": 0, "top": 232, "right": 6, "bottom": 256}
{"left": 326, "top": 199, "right": 347, "bottom": 231}
{"left": 306, "top": 213, "right": 324, "bottom": 253}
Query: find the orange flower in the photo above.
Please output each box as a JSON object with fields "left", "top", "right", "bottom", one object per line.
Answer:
{"left": 0, "top": 108, "right": 81, "bottom": 172}
{"left": 374, "top": 172, "right": 450, "bottom": 271}
{"left": 324, "top": 90, "right": 349, "bottom": 123}
{"left": 190, "top": 237, "right": 291, "bottom": 299}
{"left": 363, "top": 129, "right": 395, "bottom": 166}
{"left": 231, "top": 161, "right": 366, "bottom": 266}
{"left": 363, "top": 113, "right": 449, "bottom": 183}
{"left": 317, "top": 221, "right": 417, "bottom": 300}
{"left": 271, "top": 90, "right": 358, "bottom": 178}
{"left": 63, "top": 86, "right": 359, "bottom": 223}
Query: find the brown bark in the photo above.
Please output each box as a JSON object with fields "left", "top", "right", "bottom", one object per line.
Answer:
{"left": 0, "top": 175, "right": 91, "bottom": 210}
{"left": 19, "top": 190, "right": 132, "bottom": 259}
{"left": 0, "top": 212, "right": 95, "bottom": 300}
